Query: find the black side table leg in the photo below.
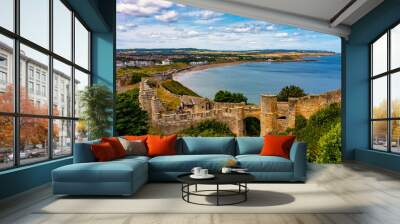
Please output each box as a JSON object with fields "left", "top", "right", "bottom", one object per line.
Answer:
{"left": 216, "top": 184, "right": 219, "bottom": 206}
{"left": 195, "top": 184, "right": 198, "bottom": 192}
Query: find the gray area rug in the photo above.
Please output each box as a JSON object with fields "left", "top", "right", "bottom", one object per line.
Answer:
{"left": 38, "top": 183, "right": 362, "bottom": 214}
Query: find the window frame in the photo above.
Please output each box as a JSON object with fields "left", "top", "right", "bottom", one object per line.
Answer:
{"left": 370, "top": 21, "right": 400, "bottom": 154}
{"left": 0, "top": 0, "right": 92, "bottom": 171}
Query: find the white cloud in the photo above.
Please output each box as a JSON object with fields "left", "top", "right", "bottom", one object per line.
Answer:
{"left": 155, "top": 10, "right": 178, "bottom": 22}
{"left": 117, "top": 23, "right": 138, "bottom": 32}
{"left": 223, "top": 21, "right": 274, "bottom": 34}
{"left": 275, "top": 32, "right": 289, "bottom": 37}
{"left": 186, "top": 10, "right": 223, "bottom": 20}
{"left": 117, "top": 0, "right": 173, "bottom": 17}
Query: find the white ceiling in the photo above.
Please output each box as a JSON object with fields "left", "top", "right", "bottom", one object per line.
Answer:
{"left": 171, "top": 0, "right": 384, "bottom": 38}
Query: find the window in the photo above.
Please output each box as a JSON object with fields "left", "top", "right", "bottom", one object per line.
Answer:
{"left": 0, "top": 34, "right": 14, "bottom": 112}
{"left": 53, "top": 0, "right": 72, "bottom": 60}
{"left": 370, "top": 23, "right": 400, "bottom": 153}
{"left": 20, "top": 0, "right": 49, "bottom": 49}
{"left": 28, "top": 81, "right": 34, "bottom": 94}
{"left": 74, "top": 69, "right": 89, "bottom": 118}
{"left": 75, "top": 18, "right": 90, "bottom": 70}
{"left": 53, "top": 59, "right": 72, "bottom": 117}
{"left": 0, "top": 0, "right": 91, "bottom": 170}
{"left": 0, "top": 0, "right": 14, "bottom": 32}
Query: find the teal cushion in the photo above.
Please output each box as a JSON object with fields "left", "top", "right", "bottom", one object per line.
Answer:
{"left": 178, "top": 137, "right": 235, "bottom": 155}
{"left": 236, "top": 155, "right": 293, "bottom": 172}
{"left": 236, "top": 137, "right": 264, "bottom": 155}
{"left": 53, "top": 159, "right": 147, "bottom": 183}
{"left": 149, "top": 155, "right": 235, "bottom": 172}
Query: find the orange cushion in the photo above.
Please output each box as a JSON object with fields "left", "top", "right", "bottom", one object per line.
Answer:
{"left": 146, "top": 135, "right": 177, "bottom": 157}
{"left": 260, "top": 135, "right": 296, "bottom": 159}
{"left": 124, "top": 135, "right": 148, "bottom": 142}
{"left": 101, "top": 137, "right": 127, "bottom": 158}
{"left": 91, "top": 142, "right": 117, "bottom": 162}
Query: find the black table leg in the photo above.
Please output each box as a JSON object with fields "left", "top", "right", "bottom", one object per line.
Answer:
{"left": 195, "top": 184, "right": 198, "bottom": 192}
{"left": 245, "top": 183, "right": 247, "bottom": 201}
{"left": 216, "top": 184, "right": 219, "bottom": 206}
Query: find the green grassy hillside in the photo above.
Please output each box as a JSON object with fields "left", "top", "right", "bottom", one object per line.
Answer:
{"left": 161, "top": 80, "right": 199, "bottom": 97}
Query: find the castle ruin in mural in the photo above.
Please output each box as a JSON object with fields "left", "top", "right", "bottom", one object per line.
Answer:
{"left": 138, "top": 77, "right": 341, "bottom": 136}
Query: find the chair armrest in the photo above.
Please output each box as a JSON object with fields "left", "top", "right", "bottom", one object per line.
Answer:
{"left": 289, "top": 142, "right": 307, "bottom": 182}
{"left": 73, "top": 140, "right": 100, "bottom": 163}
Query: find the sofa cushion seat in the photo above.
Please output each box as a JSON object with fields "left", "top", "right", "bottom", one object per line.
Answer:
{"left": 149, "top": 154, "right": 235, "bottom": 172}
{"left": 53, "top": 159, "right": 147, "bottom": 183}
{"left": 236, "top": 155, "right": 293, "bottom": 172}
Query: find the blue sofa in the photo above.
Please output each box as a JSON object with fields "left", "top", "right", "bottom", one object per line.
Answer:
{"left": 52, "top": 137, "right": 307, "bottom": 196}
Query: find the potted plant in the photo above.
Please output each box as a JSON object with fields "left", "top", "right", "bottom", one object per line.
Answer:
{"left": 79, "top": 84, "right": 113, "bottom": 140}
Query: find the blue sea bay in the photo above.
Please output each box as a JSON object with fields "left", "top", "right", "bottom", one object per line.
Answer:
{"left": 174, "top": 55, "right": 341, "bottom": 104}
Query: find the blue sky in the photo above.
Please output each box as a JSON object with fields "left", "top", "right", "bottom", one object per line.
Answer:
{"left": 117, "top": 0, "right": 341, "bottom": 52}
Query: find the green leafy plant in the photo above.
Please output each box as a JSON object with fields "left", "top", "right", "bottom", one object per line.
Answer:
{"left": 277, "top": 85, "right": 306, "bottom": 101}
{"left": 214, "top": 90, "right": 247, "bottom": 103}
{"left": 116, "top": 88, "right": 149, "bottom": 135}
{"left": 180, "top": 119, "right": 234, "bottom": 137}
{"left": 295, "top": 103, "right": 341, "bottom": 162}
{"left": 316, "top": 121, "right": 342, "bottom": 163}
{"left": 79, "top": 84, "right": 113, "bottom": 140}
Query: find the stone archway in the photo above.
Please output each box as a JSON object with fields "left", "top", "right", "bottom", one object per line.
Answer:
{"left": 244, "top": 117, "right": 261, "bottom": 136}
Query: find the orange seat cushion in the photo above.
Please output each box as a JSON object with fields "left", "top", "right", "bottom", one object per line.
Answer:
{"left": 260, "top": 135, "right": 296, "bottom": 159}
{"left": 101, "top": 137, "right": 127, "bottom": 158}
{"left": 124, "top": 135, "right": 148, "bottom": 142}
{"left": 146, "top": 135, "right": 177, "bottom": 157}
{"left": 91, "top": 142, "right": 118, "bottom": 162}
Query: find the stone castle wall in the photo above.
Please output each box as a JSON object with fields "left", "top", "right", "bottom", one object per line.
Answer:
{"left": 139, "top": 79, "right": 341, "bottom": 136}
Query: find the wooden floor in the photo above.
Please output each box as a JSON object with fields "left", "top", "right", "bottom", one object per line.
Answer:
{"left": 1, "top": 162, "right": 400, "bottom": 224}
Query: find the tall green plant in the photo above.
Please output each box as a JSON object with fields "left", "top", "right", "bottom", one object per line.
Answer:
{"left": 79, "top": 84, "right": 113, "bottom": 140}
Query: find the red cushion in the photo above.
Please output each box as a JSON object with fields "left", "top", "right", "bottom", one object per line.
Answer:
{"left": 91, "top": 142, "right": 117, "bottom": 162}
{"left": 101, "top": 137, "right": 127, "bottom": 158}
{"left": 260, "top": 135, "right": 296, "bottom": 159}
{"left": 124, "top": 135, "right": 148, "bottom": 142}
{"left": 146, "top": 135, "right": 177, "bottom": 157}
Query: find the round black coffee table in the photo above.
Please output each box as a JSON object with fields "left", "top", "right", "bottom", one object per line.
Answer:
{"left": 177, "top": 173, "right": 255, "bottom": 206}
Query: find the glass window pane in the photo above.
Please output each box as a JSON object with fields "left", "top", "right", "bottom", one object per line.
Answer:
{"left": 0, "top": 35, "right": 14, "bottom": 112}
{"left": 75, "top": 120, "right": 88, "bottom": 143}
{"left": 372, "top": 121, "right": 388, "bottom": 151}
{"left": 75, "top": 18, "right": 89, "bottom": 70}
{"left": 53, "top": 59, "right": 72, "bottom": 117}
{"left": 20, "top": 0, "right": 49, "bottom": 49}
{"left": 372, "top": 76, "right": 387, "bottom": 119}
{"left": 53, "top": 119, "right": 72, "bottom": 157}
{"left": 391, "top": 120, "right": 400, "bottom": 153}
{"left": 20, "top": 44, "right": 49, "bottom": 115}
{"left": 53, "top": 0, "right": 72, "bottom": 60}
{"left": 74, "top": 69, "right": 89, "bottom": 117}
{"left": 0, "top": 0, "right": 14, "bottom": 31}
{"left": 391, "top": 24, "right": 400, "bottom": 70}
{"left": 391, "top": 72, "right": 400, "bottom": 118}
{"left": 372, "top": 33, "right": 387, "bottom": 76}
{"left": 0, "top": 116, "right": 14, "bottom": 170}
{"left": 20, "top": 117, "right": 49, "bottom": 165}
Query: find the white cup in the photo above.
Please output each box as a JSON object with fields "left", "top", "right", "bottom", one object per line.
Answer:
{"left": 191, "top": 167, "right": 202, "bottom": 176}
{"left": 221, "top": 167, "right": 232, "bottom": 174}
{"left": 200, "top": 169, "right": 208, "bottom": 176}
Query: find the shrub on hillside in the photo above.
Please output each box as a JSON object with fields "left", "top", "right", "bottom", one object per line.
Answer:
{"left": 180, "top": 119, "right": 235, "bottom": 137}
{"left": 294, "top": 103, "right": 341, "bottom": 162}
{"left": 116, "top": 88, "right": 149, "bottom": 135}
{"left": 277, "top": 85, "right": 306, "bottom": 101}
{"left": 214, "top": 90, "right": 248, "bottom": 103}
{"left": 316, "top": 121, "right": 342, "bottom": 163}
